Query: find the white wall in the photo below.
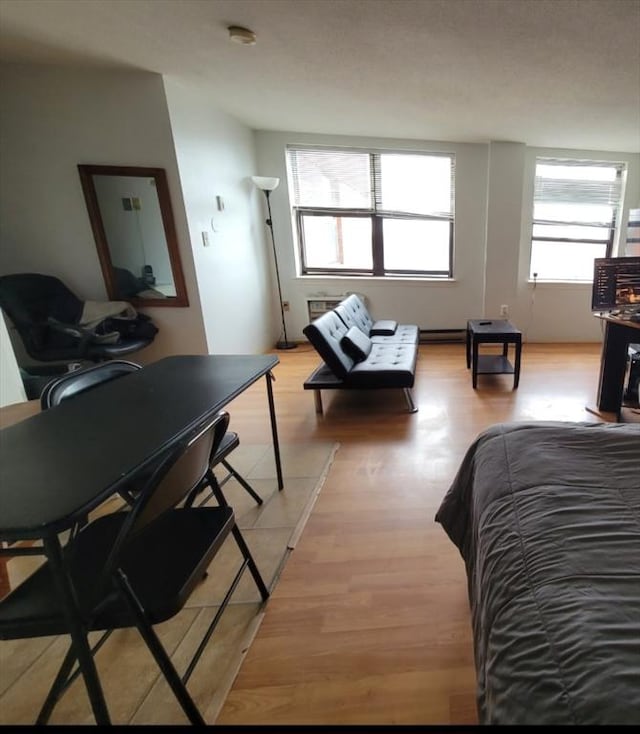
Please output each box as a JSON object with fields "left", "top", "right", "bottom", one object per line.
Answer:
{"left": 0, "top": 311, "right": 26, "bottom": 407}
{"left": 162, "top": 77, "right": 274, "bottom": 354}
{"left": 485, "top": 141, "right": 526, "bottom": 319}
{"left": 0, "top": 63, "right": 208, "bottom": 368}
{"left": 255, "top": 131, "right": 640, "bottom": 342}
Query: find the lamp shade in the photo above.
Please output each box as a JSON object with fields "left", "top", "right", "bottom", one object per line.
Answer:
{"left": 251, "top": 176, "right": 280, "bottom": 192}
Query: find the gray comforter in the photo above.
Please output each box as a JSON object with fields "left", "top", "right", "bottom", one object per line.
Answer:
{"left": 435, "top": 421, "right": 640, "bottom": 725}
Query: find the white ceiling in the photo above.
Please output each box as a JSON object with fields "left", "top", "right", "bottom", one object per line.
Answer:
{"left": 1, "top": 0, "right": 639, "bottom": 152}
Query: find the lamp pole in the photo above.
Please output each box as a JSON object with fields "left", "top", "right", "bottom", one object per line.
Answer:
{"left": 262, "top": 189, "right": 296, "bottom": 350}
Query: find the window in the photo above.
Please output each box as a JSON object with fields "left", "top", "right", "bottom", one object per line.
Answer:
{"left": 287, "top": 147, "right": 455, "bottom": 277}
{"left": 530, "top": 158, "right": 625, "bottom": 281}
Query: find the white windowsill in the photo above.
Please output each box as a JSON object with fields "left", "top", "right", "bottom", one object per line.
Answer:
{"left": 296, "top": 275, "right": 457, "bottom": 285}
{"left": 527, "top": 279, "right": 592, "bottom": 289}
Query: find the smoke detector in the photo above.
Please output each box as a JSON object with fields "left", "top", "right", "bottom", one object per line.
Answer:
{"left": 228, "top": 26, "right": 256, "bottom": 45}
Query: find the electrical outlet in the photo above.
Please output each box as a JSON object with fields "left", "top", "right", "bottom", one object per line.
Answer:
{"left": 282, "top": 301, "right": 290, "bottom": 311}
{"left": 500, "top": 304, "right": 509, "bottom": 317}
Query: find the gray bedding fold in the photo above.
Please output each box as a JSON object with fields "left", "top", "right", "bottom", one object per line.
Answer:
{"left": 435, "top": 421, "right": 640, "bottom": 725}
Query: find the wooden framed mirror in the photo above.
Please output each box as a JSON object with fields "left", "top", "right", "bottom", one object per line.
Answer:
{"left": 78, "top": 164, "right": 189, "bottom": 307}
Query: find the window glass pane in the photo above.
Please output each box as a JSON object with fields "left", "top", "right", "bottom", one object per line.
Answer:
{"left": 534, "top": 202, "right": 614, "bottom": 225}
{"left": 382, "top": 219, "right": 450, "bottom": 272}
{"left": 291, "top": 150, "right": 371, "bottom": 208}
{"left": 379, "top": 154, "right": 452, "bottom": 216}
{"left": 529, "top": 240, "right": 607, "bottom": 281}
{"left": 301, "top": 215, "right": 372, "bottom": 270}
{"left": 532, "top": 223, "right": 610, "bottom": 241}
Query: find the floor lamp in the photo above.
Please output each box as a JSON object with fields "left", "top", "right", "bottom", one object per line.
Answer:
{"left": 252, "top": 176, "right": 297, "bottom": 350}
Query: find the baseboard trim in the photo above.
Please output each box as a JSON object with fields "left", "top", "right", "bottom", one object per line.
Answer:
{"left": 419, "top": 329, "right": 466, "bottom": 344}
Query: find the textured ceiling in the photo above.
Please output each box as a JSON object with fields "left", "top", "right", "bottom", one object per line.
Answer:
{"left": 0, "top": 0, "right": 639, "bottom": 152}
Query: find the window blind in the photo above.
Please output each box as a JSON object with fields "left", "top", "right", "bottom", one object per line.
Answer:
{"left": 288, "top": 147, "right": 455, "bottom": 218}
{"left": 289, "top": 148, "right": 372, "bottom": 209}
{"left": 534, "top": 158, "right": 624, "bottom": 225}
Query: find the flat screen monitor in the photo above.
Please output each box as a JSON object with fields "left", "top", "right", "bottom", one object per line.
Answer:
{"left": 591, "top": 256, "right": 640, "bottom": 313}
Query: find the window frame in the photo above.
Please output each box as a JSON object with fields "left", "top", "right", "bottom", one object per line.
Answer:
{"left": 288, "top": 147, "right": 455, "bottom": 279}
{"left": 529, "top": 157, "right": 625, "bottom": 281}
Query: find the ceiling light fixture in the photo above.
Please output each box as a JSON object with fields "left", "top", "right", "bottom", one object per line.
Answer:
{"left": 228, "top": 26, "right": 256, "bottom": 45}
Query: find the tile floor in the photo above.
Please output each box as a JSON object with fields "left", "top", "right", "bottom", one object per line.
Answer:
{"left": 0, "top": 441, "right": 338, "bottom": 725}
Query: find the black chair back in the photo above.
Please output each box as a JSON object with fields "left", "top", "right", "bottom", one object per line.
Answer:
{"left": 99, "top": 412, "right": 227, "bottom": 593}
{"left": 0, "top": 273, "right": 83, "bottom": 328}
{"left": 40, "top": 360, "right": 141, "bottom": 409}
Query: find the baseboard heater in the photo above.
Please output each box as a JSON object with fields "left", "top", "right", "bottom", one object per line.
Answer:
{"left": 419, "top": 328, "right": 466, "bottom": 344}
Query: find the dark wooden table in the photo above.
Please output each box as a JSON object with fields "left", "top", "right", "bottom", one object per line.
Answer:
{"left": 466, "top": 319, "right": 522, "bottom": 389}
{"left": 0, "top": 353, "right": 280, "bottom": 724}
{"left": 593, "top": 313, "right": 640, "bottom": 416}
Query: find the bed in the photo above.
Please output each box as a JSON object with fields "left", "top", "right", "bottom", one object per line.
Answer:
{"left": 435, "top": 421, "right": 640, "bottom": 725}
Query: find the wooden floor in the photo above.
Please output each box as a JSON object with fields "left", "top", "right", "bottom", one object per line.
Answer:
{"left": 207, "top": 341, "right": 610, "bottom": 725}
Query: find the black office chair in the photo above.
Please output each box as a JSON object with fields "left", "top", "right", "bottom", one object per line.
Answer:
{"left": 0, "top": 272, "right": 156, "bottom": 365}
{"left": 41, "top": 360, "right": 263, "bottom": 507}
{"left": 0, "top": 411, "right": 269, "bottom": 725}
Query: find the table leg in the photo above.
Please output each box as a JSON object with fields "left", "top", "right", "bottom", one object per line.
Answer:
{"left": 472, "top": 339, "right": 479, "bottom": 388}
{"left": 265, "top": 371, "right": 284, "bottom": 490}
{"left": 514, "top": 338, "right": 521, "bottom": 389}
{"left": 466, "top": 326, "right": 471, "bottom": 368}
{"left": 597, "top": 322, "right": 631, "bottom": 414}
{"left": 44, "top": 535, "right": 111, "bottom": 725}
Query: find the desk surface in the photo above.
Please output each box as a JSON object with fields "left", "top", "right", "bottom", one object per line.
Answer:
{"left": 0, "top": 354, "right": 278, "bottom": 540}
{"left": 594, "top": 312, "right": 640, "bottom": 331}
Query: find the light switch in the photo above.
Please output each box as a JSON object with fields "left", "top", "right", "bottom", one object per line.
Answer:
{"left": 202, "top": 231, "right": 210, "bottom": 247}
{"left": 216, "top": 195, "right": 225, "bottom": 212}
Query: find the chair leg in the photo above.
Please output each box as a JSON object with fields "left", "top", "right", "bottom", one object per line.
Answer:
{"left": 36, "top": 643, "right": 78, "bottom": 724}
{"left": 206, "top": 470, "right": 269, "bottom": 600}
{"left": 181, "top": 556, "right": 249, "bottom": 685}
{"left": 220, "top": 459, "right": 263, "bottom": 505}
{"left": 116, "top": 570, "right": 205, "bottom": 726}
{"left": 231, "top": 525, "right": 270, "bottom": 601}
{"left": 37, "top": 629, "right": 115, "bottom": 724}
{"left": 206, "top": 469, "right": 228, "bottom": 508}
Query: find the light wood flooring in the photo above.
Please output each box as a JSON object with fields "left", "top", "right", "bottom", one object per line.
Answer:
{"left": 210, "top": 340, "right": 613, "bottom": 725}
{"left": 1, "top": 341, "right": 622, "bottom": 725}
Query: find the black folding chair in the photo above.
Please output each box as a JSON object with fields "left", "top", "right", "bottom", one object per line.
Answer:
{"left": 0, "top": 411, "right": 269, "bottom": 725}
{"left": 188, "top": 427, "right": 263, "bottom": 507}
{"left": 40, "top": 359, "right": 142, "bottom": 409}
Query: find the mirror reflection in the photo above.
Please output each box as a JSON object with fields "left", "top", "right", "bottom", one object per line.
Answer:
{"left": 78, "top": 165, "right": 189, "bottom": 307}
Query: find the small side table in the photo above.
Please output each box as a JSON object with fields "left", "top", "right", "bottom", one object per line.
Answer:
{"left": 466, "top": 319, "right": 522, "bottom": 389}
